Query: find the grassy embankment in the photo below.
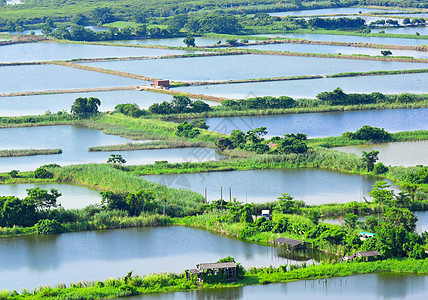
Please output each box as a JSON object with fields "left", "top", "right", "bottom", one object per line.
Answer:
{"left": 0, "top": 149, "right": 62, "bottom": 157}
{"left": 0, "top": 113, "right": 223, "bottom": 147}
{"left": 1, "top": 259, "right": 427, "bottom": 299}
{"left": 261, "top": 28, "right": 428, "bottom": 40}
{"left": 309, "top": 130, "right": 428, "bottom": 148}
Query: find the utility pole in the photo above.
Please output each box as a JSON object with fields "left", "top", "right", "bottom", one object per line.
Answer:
{"left": 204, "top": 187, "right": 207, "bottom": 203}
{"left": 229, "top": 187, "right": 231, "bottom": 202}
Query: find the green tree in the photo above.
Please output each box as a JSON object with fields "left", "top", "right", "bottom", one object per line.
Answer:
{"left": 362, "top": 150, "right": 379, "bottom": 172}
{"left": 26, "top": 187, "right": 61, "bottom": 211}
{"left": 92, "top": 7, "right": 115, "bottom": 24}
{"left": 126, "top": 189, "right": 155, "bottom": 216}
{"left": 381, "top": 50, "right": 392, "bottom": 57}
{"left": 276, "top": 193, "right": 298, "bottom": 214}
{"left": 191, "top": 100, "right": 211, "bottom": 113}
{"left": 71, "top": 97, "right": 101, "bottom": 116}
{"left": 373, "top": 162, "right": 388, "bottom": 174}
{"left": 34, "top": 167, "right": 53, "bottom": 179}
{"left": 344, "top": 213, "right": 358, "bottom": 228}
{"left": 383, "top": 207, "right": 417, "bottom": 233}
{"left": 171, "top": 94, "right": 192, "bottom": 113}
{"left": 369, "top": 180, "right": 394, "bottom": 206}
{"left": 8, "top": 170, "right": 19, "bottom": 178}
{"left": 107, "top": 154, "right": 126, "bottom": 165}
{"left": 0, "top": 196, "right": 37, "bottom": 227}
{"left": 101, "top": 191, "right": 129, "bottom": 211}
{"left": 183, "top": 36, "right": 195, "bottom": 47}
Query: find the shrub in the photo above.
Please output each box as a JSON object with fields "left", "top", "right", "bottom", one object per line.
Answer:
{"left": 374, "top": 162, "right": 389, "bottom": 174}
{"left": 34, "top": 219, "right": 66, "bottom": 234}
{"left": 34, "top": 167, "right": 53, "bottom": 179}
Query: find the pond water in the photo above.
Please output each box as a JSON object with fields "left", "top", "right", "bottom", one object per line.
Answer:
{"left": 105, "top": 37, "right": 252, "bottom": 47}
{"left": 239, "top": 43, "right": 428, "bottom": 59}
{"left": 174, "top": 72, "right": 428, "bottom": 99}
{"left": 0, "top": 65, "right": 146, "bottom": 94}
{"left": 372, "top": 26, "right": 428, "bottom": 35}
{"left": 143, "top": 169, "right": 400, "bottom": 205}
{"left": 332, "top": 140, "right": 428, "bottom": 167}
{"left": 321, "top": 211, "right": 428, "bottom": 234}
{"left": 0, "top": 42, "right": 196, "bottom": 63}
{"left": 81, "top": 54, "right": 428, "bottom": 82}
{"left": 0, "top": 89, "right": 218, "bottom": 117}
{"left": 0, "top": 183, "right": 101, "bottom": 209}
{"left": 303, "top": 15, "right": 403, "bottom": 25}
{"left": 2, "top": 26, "right": 107, "bottom": 36}
{"left": 392, "top": 12, "right": 428, "bottom": 18}
{"left": 258, "top": 33, "right": 428, "bottom": 46}
{"left": 127, "top": 273, "right": 428, "bottom": 300}
{"left": 203, "top": 108, "right": 428, "bottom": 138}
{"left": 0, "top": 125, "right": 224, "bottom": 172}
{"left": 0, "top": 226, "right": 314, "bottom": 291}
{"left": 270, "top": 7, "right": 404, "bottom": 17}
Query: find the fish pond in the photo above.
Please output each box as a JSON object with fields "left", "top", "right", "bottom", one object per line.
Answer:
{"left": 0, "top": 183, "right": 101, "bottom": 209}
{"left": 0, "top": 42, "right": 196, "bottom": 63}
{"left": 105, "top": 37, "right": 252, "bottom": 47}
{"left": 239, "top": 42, "right": 428, "bottom": 59}
{"left": 0, "top": 89, "right": 218, "bottom": 117}
{"left": 258, "top": 33, "right": 428, "bottom": 46}
{"left": 0, "top": 226, "right": 324, "bottom": 291}
{"left": 203, "top": 108, "right": 428, "bottom": 138}
{"left": 270, "top": 7, "right": 404, "bottom": 17}
{"left": 80, "top": 54, "right": 428, "bottom": 82}
{"left": 174, "top": 72, "right": 428, "bottom": 99}
{"left": 333, "top": 140, "right": 428, "bottom": 167}
{"left": 371, "top": 27, "right": 428, "bottom": 35}
{"left": 0, "top": 64, "right": 146, "bottom": 94}
{"left": 0, "top": 125, "right": 224, "bottom": 172}
{"left": 322, "top": 210, "right": 428, "bottom": 234}
{"left": 143, "top": 169, "right": 400, "bottom": 205}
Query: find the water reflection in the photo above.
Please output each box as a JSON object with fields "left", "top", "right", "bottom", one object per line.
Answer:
{"left": 174, "top": 72, "right": 428, "bottom": 99}
{"left": 144, "top": 169, "right": 400, "bottom": 205}
{"left": 0, "top": 64, "right": 145, "bottom": 94}
{"left": 0, "top": 183, "right": 101, "bottom": 209}
{"left": 204, "top": 108, "right": 428, "bottom": 138}
{"left": 126, "top": 273, "right": 428, "bottom": 300}
{"left": 333, "top": 141, "right": 428, "bottom": 167}
{"left": 81, "top": 54, "right": 428, "bottom": 82}
{"left": 0, "top": 89, "right": 218, "bottom": 117}
{"left": 0, "top": 42, "right": 194, "bottom": 63}
{"left": 0, "top": 125, "right": 224, "bottom": 171}
{"left": 0, "top": 226, "right": 311, "bottom": 290}
{"left": 257, "top": 33, "right": 428, "bottom": 46}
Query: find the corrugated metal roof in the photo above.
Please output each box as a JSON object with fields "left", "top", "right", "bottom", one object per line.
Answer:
{"left": 274, "top": 237, "right": 304, "bottom": 247}
{"left": 356, "top": 250, "right": 381, "bottom": 257}
{"left": 197, "top": 262, "right": 237, "bottom": 270}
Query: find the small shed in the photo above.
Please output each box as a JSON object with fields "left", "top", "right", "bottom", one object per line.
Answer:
{"left": 355, "top": 250, "right": 381, "bottom": 259}
{"left": 186, "top": 262, "right": 237, "bottom": 283}
{"left": 154, "top": 80, "right": 170, "bottom": 88}
{"left": 274, "top": 237, "right": 305, "bottom": 249}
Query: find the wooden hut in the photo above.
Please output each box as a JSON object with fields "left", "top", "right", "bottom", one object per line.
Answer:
{"left": 274, "top": 237, "right": 305, "bottom": 249}
{"left": 186, "top": 262, "right": 237, "bottom": 283}
{"left": 355, "top": 250, "right": 381, "bottom": 261}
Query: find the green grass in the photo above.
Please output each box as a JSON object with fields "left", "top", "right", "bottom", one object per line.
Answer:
{"left": 88, "top": 140, "right": 212, "bottom": 151}
{"left": 0, "top": 148, "right": 62, "bottom": 157}
{"left": 52, "top": 164, "right": 206, "bottom": 217}
{"left": 271, "top": 28, "right": 428, "bottom": 40}
{"left": 309, "top": 130, "right": 428, "bottom": 148}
